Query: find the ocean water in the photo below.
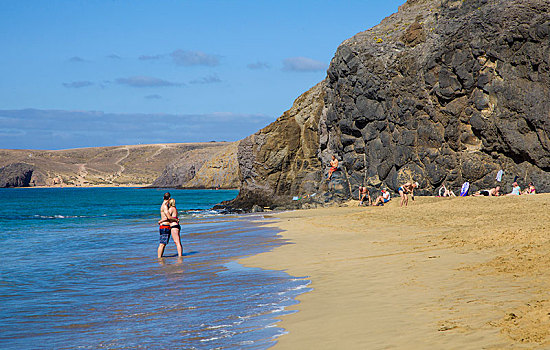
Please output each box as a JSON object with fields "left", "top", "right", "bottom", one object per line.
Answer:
{"left": 0, "top": 188, "right": 310, "bottom": 349}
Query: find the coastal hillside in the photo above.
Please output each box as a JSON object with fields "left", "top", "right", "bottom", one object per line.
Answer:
{"left": 226, "top": 0, "right": 550, "bottom": 210}
{"left": 0, "top": 142, "right": 239, "bottom": 188}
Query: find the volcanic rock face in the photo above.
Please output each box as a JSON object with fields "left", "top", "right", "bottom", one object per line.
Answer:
{"left": 322, "top": 0, "right": 550, "bottom": 196}
{"left": 229, "top": 0, "right": 550, "bottom": 209}
{"left": 227, "top": 82, "right": 326, "bottom": 209}
{"left": 0, "top": 163, "right": 33, "bottom": 187}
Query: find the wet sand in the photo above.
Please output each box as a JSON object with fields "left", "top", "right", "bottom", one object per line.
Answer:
{"left": 241, "top": 194, "right": 550, "bottom": 349}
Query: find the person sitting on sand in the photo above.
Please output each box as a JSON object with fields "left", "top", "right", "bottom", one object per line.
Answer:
{"left": 327, "top": 155, "right": 339, "bottom": 180}
{"left": 523, "top": 182, "right": 536, "bottom": 195}
{"left": 507, "top": 182, "right": 521, "bottom": 196}
{"left": 373, "top": 188, "right": 391, "bottom": 206}
{"left": 474, "top": 186, "right": 501, "bottom": 197}
{"left": 398, "top": 181, "right": 418, "bottom": 207}
{"left": 358, "top": 186, "right": 371, "bottom": 206}
{"left": 439, "top": 184, "right": 456, "bottom": 197}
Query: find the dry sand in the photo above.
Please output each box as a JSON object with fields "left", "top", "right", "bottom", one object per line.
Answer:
{"left": 241, "top": 194, "right": 550, "bottom": 349}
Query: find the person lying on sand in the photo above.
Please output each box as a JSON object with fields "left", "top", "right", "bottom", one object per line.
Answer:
{"left": 373, "top": 188, "right": 391, "bottom": 206}
{"left": 474, "top": 186, "right": 501, "bottom": 197}
{"left": 358, "top": 186, "right": 371, "bottom": 206}
{"left": 398, "top": 182, "right": 418, "bottom": 207}
{"left": 327, "top": 155, "right": 339, "bottom": 181}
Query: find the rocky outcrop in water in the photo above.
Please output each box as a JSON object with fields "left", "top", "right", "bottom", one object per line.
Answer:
{"left": 227, "top": 0, "right": 550, "bottom": 210}
{"left": 0, "top": 163, "right": 34, "bottom": 187}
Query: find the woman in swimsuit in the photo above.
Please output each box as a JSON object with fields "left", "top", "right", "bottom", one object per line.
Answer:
{"left": 522, "top": 182, "right": 536, "bottom": 195}
{"left": 168, "top": 198, "right": 183, "bottom": 257}
{"left": 398, "top": 181, "right": 418, "bottom": 207}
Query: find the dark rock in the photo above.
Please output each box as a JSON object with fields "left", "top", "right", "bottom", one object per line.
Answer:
{"left": 224, "top": 0, "right": 550, "bottom": 210}
{"left": 0, "top": 163, "right": 33, "bottom": 187}
{"left": 226, "top": 82, "right": 325, "bottom": 211}
{"left": 251, "top": 205, "right": 264, "bottom": 213}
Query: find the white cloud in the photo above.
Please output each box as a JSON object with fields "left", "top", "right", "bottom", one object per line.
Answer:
{"left": 63, "top": 81, "right": 94, "bottom": 89}
{"left": 247, "top": 61, "right": 270, "bottom": 70}
{"left": 282, "top": 56, "right": 327, "bottom": 72}
{"left": 189, "top": 74, "right": 221, "bottom": 84}
{"left": 170, "top": 50, "right": 220, "bottom": 66}
{"left": 115, "top": 76, "right": 181, "bottom": 88}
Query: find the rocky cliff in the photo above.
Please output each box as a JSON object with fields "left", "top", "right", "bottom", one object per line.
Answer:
{"left": 323, "top": 0, "right": 550, "bottom": 196}
{"left": 0, "top": 163, "right": 34, "bottom": 187}
{"left": 227, "top": 0, "right": 550, "bottom": 210}
{"left": 227, "top": 82, "right": 325, "bottom": 209}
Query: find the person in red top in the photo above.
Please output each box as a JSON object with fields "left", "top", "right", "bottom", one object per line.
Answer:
{"left": 327, "top": 155, "right": 339, "bottom": 180}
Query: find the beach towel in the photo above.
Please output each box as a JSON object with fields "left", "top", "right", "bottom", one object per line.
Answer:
{"left": 460, "top": 182, "right": 470, "bottom": 197}
{"left": 496, "top": 169, "right": 503, "bottom": 182}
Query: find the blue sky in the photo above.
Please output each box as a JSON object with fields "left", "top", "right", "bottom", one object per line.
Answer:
{"left": 0, "top": 0, "right": 403, "bottom": 149}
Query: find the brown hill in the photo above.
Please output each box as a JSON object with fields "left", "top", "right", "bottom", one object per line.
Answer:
{"left": 0, "top": 142, "right": 239, "bottom": 188}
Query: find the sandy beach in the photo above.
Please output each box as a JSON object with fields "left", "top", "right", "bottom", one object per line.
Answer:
{"left": 242, "top": 194, "right": 550, "bottom": 349}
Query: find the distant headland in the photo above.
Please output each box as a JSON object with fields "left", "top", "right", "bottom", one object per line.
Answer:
{"left": 0, "top": 142, "right": 239, "bottom": 189}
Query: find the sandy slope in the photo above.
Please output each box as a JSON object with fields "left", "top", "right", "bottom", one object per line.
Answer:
{"left": 0, "top": 142, "right": 234, "bottom": 187}
{"left": 242, "top": 194, "right": 550, "bottom": 349}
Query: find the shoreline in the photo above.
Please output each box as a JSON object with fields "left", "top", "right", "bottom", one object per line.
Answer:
{"left": 5, "top": 185, "right": 239, "bottom": 190}
{"left": 242, "top": 194, "right": 550, "bottom": 349}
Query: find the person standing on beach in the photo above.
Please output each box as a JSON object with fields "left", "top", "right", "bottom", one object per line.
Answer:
{"left": 157, "top": 192, "right": 178, "bottom": 258}
{"left": 168, "top": 198, "right": 183, "bottom": 257}
{"left": 327, "top": 155, "right": 339, "bottom": 180}
{"left": 398, "top": 182, "right": 418, "bottom": 207}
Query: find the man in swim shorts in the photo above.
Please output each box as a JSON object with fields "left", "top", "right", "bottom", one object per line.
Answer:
{"left": 157, "top": 192, "right": 178, "bottom": 258}
{"left": 398, "top": 181, "right": 418, "bottom": 207}
{"left": 358, "top": 186, "right": 371, "bottom": 206}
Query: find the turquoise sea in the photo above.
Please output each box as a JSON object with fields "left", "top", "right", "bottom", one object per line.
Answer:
{"left": 0, "top": 188, "right": 309, "bottom": 349}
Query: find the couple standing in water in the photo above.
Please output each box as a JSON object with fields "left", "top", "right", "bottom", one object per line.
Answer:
{"left": 157, "top": 192, "right": 183, "bottom": 259}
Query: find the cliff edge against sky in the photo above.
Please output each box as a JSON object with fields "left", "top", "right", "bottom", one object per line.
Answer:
{"left": 227, "top": 0, "right": 550, "bottom": 210}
